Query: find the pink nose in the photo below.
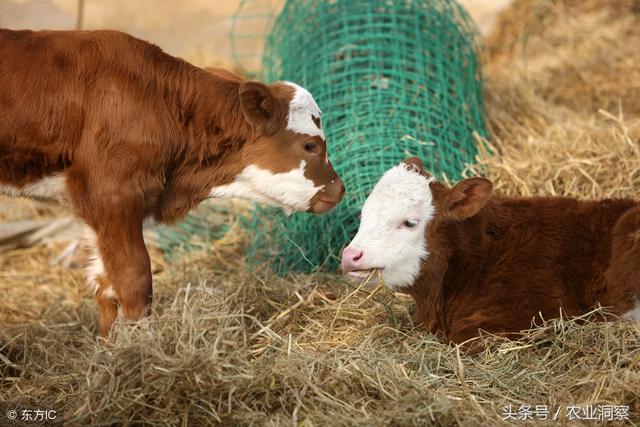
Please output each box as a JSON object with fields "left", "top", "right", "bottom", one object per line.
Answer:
{"left": 341, "top": 246, "right": 364, "bottom": 271}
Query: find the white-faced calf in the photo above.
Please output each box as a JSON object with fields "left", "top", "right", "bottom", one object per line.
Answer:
{"left": 342, "top": 157, "right": 640, "bottom": 349}
{"left": 0, "top": 29, "right": 344, "bottom": 337}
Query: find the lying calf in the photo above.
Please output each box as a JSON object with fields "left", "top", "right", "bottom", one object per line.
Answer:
{"left": 342, "top": 157, "right": 640, "bottom": 347}
{"left": 0, "top": 29, "right": 344, "bottom": 337}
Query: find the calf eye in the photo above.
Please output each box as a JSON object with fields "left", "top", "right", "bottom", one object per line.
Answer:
{"left": 303, "top": 142, "right": 318, "bottom": 153}
{"left": 402, "top": 219, "right": 418, "bottom": 228}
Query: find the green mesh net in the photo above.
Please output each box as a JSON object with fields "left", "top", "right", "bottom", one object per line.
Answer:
{"left": 246, "top": 0, "right": 486, "bottom": 274}
{"left": 156, "top": 203, "right": 234, "bottom": 260}
{"left": 229, "top": 0, "right": 282, "bottom": 75}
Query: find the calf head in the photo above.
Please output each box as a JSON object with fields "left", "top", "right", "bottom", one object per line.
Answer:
{"left": 341, "top": 157, "right": 493, "bottom": 290}
{"left": 211, "top": 80, "right": 344, "bottom": 214}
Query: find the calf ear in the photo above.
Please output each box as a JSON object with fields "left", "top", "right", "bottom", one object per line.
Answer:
{"left": 445, "top": 178, "right": 493, "bottom": 220}
{"left": 402, "top": 157, "right": 430, "bottom": 177}
{"left": 239, "top": 81, "right": 284, "bottom": 135}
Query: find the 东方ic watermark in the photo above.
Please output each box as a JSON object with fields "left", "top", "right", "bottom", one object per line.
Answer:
{"left": 4, "top": 407, "right": 58, "bottom": 424}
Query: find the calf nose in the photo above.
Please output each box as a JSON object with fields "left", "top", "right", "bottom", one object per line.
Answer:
{"left": 341, "top": 246, "right": 364, "bottom": 271}
{"left": 328, "top": 177, "right": 345, "bottom": 201}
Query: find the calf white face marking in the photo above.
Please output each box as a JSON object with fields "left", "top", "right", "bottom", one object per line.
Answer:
{"left": 209, "top": 160, "right": 323, "bottom": 214}
{"left": 344, "top": 164, "right": 435, "bottom": 290}
{"left": 0, "top": 174, "right": 68, "bottom": 205}
{"left": 284, "top": 81, "right": 326, "bottom": 141}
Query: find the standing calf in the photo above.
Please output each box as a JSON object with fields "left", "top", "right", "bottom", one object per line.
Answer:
{"left": 0, "top": 29, "right": 344, "bottom": 337}
{"left": 342, "top": 157, "right": 639, "bottom": 348}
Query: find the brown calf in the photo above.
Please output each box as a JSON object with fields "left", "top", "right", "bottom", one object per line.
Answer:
{"left": 342, "top": 158, "right": 639, "bottom": 349}
{"left": 0, "top": 29, "right": 344, "bottom": 337}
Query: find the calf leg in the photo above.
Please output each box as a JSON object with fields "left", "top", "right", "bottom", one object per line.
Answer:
{"left": 68, "top": 162, "right": 154, "bottom": 337}
{"left": 86, "top": 229, "right": 115, "bottom": 337}
{"left": 96, "top": 277, "right": 119, "bottom": 338}
{"left": 85, "top": 218, "right": 152, "bottom": 338}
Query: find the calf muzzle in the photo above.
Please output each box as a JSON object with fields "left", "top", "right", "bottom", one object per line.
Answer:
{"left": 308, "top": 178, "right": 345, "bottom": 214}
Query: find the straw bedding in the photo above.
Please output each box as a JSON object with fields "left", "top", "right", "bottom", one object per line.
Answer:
{"left": 1, "top": 0, "right": 639, "bottom": 424}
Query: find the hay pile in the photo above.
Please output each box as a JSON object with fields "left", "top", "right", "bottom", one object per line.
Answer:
{"left": 2, "top": 0, "right": 640, "bottom": 424}
{"left": 485, "top": 0, "right": 640, "bottom": 118}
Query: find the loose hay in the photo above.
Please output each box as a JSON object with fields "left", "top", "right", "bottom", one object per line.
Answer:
{"left": 1, "top": 241, "right": 639, "bottom": 425}
{"left": 2, "top": 0, "right": 640, "bottom": 425}
{"left": 485, "top": 0, "right": 640, "bottom": 117}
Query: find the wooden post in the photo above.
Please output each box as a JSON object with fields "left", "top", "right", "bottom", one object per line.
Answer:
{"left": 76, "top": 0, "right": 85, "bottom": 30}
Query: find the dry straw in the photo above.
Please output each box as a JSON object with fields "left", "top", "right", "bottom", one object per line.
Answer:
{"left": 1, "top": 0, "right": 640, "bottom": 424}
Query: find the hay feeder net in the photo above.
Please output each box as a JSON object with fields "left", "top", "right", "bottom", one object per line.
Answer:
{"left": 246, "top": 0, "right": 486, "bottom": 274}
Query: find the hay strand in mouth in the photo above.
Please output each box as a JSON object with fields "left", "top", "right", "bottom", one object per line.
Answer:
{"left": 357, "top": 269, "right": 385, "bottom": 307}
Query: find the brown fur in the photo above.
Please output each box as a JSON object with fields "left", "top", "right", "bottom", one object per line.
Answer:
{"left": 0, "top": 29, "right": 344, "bottom": 337}
{"left": 404, "top": 161, "right": 640, "bottom": 351}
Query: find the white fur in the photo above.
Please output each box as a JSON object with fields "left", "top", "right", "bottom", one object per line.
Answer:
{"left": 102, "top": 286, "right": 117, "bottom": 300}
{"left": 84, "top": 229, "right": 105, "bottom": 294}
{"left": 0, "top": 174, "right": 68, "bottom": 205}
{"left": 142, "top": 216, "right": 157, "bottom": 229}
{"left": 208, "top": 160, "right": 322, "bottom": 213}
{"left": 622, "top": 297, "right": 640, "bottom": 321}
{"left": 346, "top": 164, "right": 435, "bottom": 290}
{"left": 284, "top": 81, "right": 325, "bottom": 140}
